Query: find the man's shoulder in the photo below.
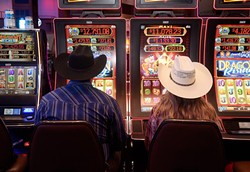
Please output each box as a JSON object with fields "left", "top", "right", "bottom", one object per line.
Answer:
{"left": 42, "top": 87, "right": 64, "bottom": 100}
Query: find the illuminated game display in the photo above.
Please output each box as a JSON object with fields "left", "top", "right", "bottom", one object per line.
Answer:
{"left": 0, "top": 32, "right": 36, "bottom": 95}
{"left": 0, "top": 66, "right": 36, "bottom": 95}
{"left": 215, "top": 24, "right": 250, "bottom": 112}
{"left": 54, "top": 18, "right": 126, "bottom": 116}
{"left": 139, "top": 25, "right": 191, "bottom": 112}
{"left": 205, "top": 18, "right": 250, "bottom": 117}
{"left": 0, "top": 29, "right": 43, "bottom": 124}
{"left": 65, "top": 24, "right": 116, "bottom": 98}
{"left": 130, "top": 18, "right": 202, "bottom": 117}
{"left": 135, "top": 0, "right": 197, "bottom": 9}
{"left": 214, "top": 0, "right": 250, "bottom": 9}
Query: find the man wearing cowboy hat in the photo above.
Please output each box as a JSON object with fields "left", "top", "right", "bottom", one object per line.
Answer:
{"left": 35, "top": 45, "right": 127, "bottom": 171}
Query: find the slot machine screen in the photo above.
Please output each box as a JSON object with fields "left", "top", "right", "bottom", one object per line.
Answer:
{"left": 0, "top": 66, "right": 37, "bottom": 95}
{"left": 0, "top": 29, "right": 40, "bottom": 119}
{"left": 54, "top": 18, "right": 126, "bottom": 116}
{"left": 205, "top": 18, "right": 250, "bottom": 117}
{"left": 58, "top": 0, "right": 121, "bottom": 9}
{"left": 135, "top": 0, "right": 197, "bottom": 9}
{"left": 214, "top": 0, "right": 250, "bottom": 9}
{"left": 130, "top": 18, "right": 202, "bottom": 118}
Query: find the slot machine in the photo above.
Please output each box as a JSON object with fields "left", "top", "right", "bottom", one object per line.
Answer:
{"left": 0, "top": 28, "right": 46, "bottom": 153}
{"left": 129, "top": 18, "right": 202, "bottom": 139}
{"left": 204, "top": 18, "right": 250, "bottom": 138}
{"left": 0, "top": 28, "right": 44, "bottom": 127}
{"left": 53, "top": 18, "right": 127, "bottom": 118}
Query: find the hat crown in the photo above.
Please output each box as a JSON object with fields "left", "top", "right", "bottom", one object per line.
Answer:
{"left": 54, "top": 45, "right": 107, "bottom": 80}
{"left": 68, "top": 45, "right": 94, "bottom": 71}
{"left": 171, "top": 56, "right": 195, "bottom": 86}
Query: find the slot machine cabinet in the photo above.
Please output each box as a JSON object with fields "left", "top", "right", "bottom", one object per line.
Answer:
{"left": 53, "top": 18, "right": 127, "bottom": 118}
{"left": 204, "top": 17, "right": 250, "bottom": 162}
{"left": 0, "top": 28, "right": 44, "bottom": 127}
{"left": 204, "top": 18, "right": 250, "bottom": 139}
{"left": 129, "top": 18, "right": 202, "bottom": 140}
{"left": 55, "top": 0, "right": 126, "bottom": 119}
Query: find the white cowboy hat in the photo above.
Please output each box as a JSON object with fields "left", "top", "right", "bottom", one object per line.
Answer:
{"left": 158, "top": 56, "right": 213, "bottom": 99}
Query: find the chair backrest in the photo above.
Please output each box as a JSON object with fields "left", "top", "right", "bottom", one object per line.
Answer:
{"left": 148, "top": 119, "right": 225, "bottom": 172}
{"left": 28, "top": 121, "right": 106, "bottom": 172}
{"left": 0, "top": 117, "right": 15, "bottom": 171}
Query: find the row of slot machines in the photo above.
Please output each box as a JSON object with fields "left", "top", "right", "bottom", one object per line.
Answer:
{"left": 53, "top": 17, "right": 250, "bottom": 140}
{"left": 1, "top": 17, "right": 250, "bottom": 140}
{"left": 1, "top": 17, "right": 250, "bottom": 139}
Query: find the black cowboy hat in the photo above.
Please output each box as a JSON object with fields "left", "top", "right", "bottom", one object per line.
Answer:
{"left": 54, "top": 45, "right": 107, "bottom": 80}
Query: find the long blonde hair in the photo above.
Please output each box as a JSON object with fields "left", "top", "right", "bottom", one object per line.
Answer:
{"left": 153, "top": 91, "right": 218, "bottom": 121}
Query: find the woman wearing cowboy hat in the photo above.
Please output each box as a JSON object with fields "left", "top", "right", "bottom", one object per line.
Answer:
{"left": 145, "top": 55, "right": 223, "bottom": 150}
{"left": 35, "top": 45, "right": 127, "bottom": 172}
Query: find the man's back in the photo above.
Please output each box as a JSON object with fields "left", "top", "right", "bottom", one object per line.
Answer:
{"left": 35, "top": 80, "right": 127, "bottom": 161}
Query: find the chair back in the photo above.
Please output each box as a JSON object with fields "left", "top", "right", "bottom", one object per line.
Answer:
{"left": 148, "top": 119, "right": 225, "bottom": 172}
{"left": 28, "top": 121, "right": 106, "bottom": 172}
{"left": 0, "top": 117, "right": 15, "bottom": 171}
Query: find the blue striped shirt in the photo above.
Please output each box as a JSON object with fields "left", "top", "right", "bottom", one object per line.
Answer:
{"left": 35, "top": 80, "right": 127, "bottom": 160}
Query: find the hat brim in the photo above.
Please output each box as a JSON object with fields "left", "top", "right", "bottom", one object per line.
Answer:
{"left": 54, "top": 53, "right": 107, "bottom": 80}
{"left": 158, "top": 63, "right": 213, "bottom": 99}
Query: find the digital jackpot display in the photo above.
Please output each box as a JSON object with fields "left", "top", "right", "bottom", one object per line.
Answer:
{"left": 0, "top": 31, "right": 37, "bottom": 95}
{"left": 0, "top": 32, "right": 36, "bottom": 61}
{"left": 214, "top": 24, "right": 250, "bottom": 112}
{"left": 65, "top": 24, "right": 117, "bottom": 98}
{"left": 139, "top": 24, "right": 191, "bottom": 112}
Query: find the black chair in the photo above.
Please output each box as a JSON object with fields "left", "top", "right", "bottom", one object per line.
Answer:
{"left": 28, "top": 121, "right": 106, "bottom": 172}
{"left": 148, "top": 119, "right": 225, "bottom": 172}
{"left": 0, "top": 118, "right": 27, "bottom": 172}
{"left": 0, "top": 117, "right": 15, "bottom": 171}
